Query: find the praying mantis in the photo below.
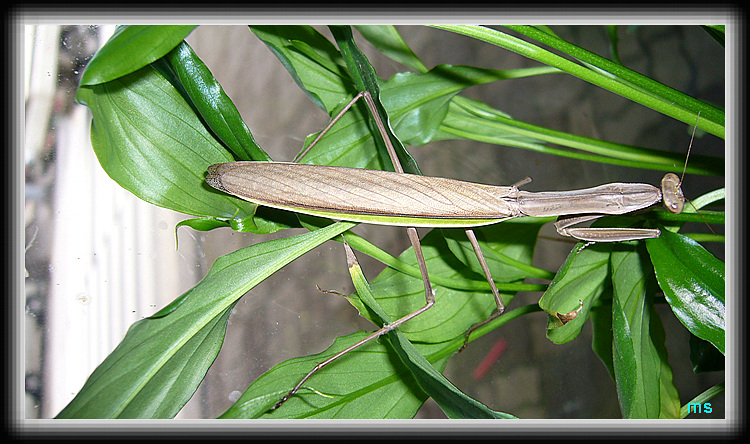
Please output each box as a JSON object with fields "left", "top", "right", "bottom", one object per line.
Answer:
{"left": 206, "top": 90, "right": 693, "bottom": 410}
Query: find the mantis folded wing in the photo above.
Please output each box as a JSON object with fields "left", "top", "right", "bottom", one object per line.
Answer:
{"left": 205, "top": 91, "right": 686, "bottom": 410}
{"left": 206, "top": 162, "right": 680, "bottom": 230}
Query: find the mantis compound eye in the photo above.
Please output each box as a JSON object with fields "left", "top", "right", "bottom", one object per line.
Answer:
{"left": 661, "top": 172, "right": 685, "bottom": 214}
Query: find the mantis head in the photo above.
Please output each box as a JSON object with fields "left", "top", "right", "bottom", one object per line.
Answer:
{"left": 661, "top": 172, "right": 685, "bottom": 214}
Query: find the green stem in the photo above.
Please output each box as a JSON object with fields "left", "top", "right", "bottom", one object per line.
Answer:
{"left": 342, "top": 231, "right": 548, "bottom": 293}
{"left": 680, "top": 382, "right": 724, "bottom": 418}
{"left": 429, "top": 304, "right": 544, "bottom": 361}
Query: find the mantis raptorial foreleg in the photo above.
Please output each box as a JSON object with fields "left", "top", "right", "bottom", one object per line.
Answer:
{"left": 550, "top": 171, "right": 686, "bottom": 242}
{"left": 554, "top": 214, "right": 662, "bottom": 242}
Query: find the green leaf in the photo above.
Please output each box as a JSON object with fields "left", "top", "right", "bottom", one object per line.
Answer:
{"left": 80, "top": 25, "right": 197, "bottom": 86}
{"left": 77, "top": 62, "right": 297, "bottom": 235}
{"left": 590, "top": 291, "right": 615, "bottom": 379}
{"left": 385, "top": 65, "right": 552, "bottom": 147}
{"left": 56, "top": 222, "right": 355, "bottom": 418}
{"left": 248, "top": 25, "right": 350, "bottom": 112}
{"left": 77, "top": 64, "right": 255, "bottom": 219}
{"left": 437, "top": 95, "right": 723, "bottom": 176}
{"left": 539, "top": 243, "right": 611, "bottom": 344}
{"left": 163, "top": 41, "right": 270, "bottom": 162}
{"left": 295, "top": 63, "right": 551, "bottom": 171}
{"left": 355, "top": 25, "right": 429, "bottom": 73}
{"left": 220, "top": 330, "right": 444, "bottom": 418}
{"left": 249, "top": 25, "right": 385, "bottom": 169}
{"left": 646, "top": 229, "right": 725, "bottom": 354}
{"left": 252, "top": 25, "right": 564, "bottom": 175}
{"left": 176, "top": 216, "right": 235, "bottom": 232}
{"left": 610, "top": 244, "right": 680, "bottom": 419}
{"left": 651, "top": 305, "right": 682, "bottom": 420}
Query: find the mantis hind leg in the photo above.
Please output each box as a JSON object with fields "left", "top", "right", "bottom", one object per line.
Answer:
{"left": 273, "top": 229, "right": 437, "bottom": 410}
{"left": 458, "top": 229, "right": 506, "bottom": 352}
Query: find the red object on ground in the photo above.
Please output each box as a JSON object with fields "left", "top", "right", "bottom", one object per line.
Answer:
{"left": 472, "top": 337, "right": 508, "bottom": 380}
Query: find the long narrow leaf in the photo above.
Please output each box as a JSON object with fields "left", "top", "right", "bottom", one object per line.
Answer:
{"left": 56, "top": 222, "right": 355, "bottom": 418}
{"left": 507, "top": 25, "right": 724, "bottom": 133}
{"left": 610, "top": 244, "right": 680, "bottom": 419}
{"left": 248, "top": 25, "right": 351, "bottom": 113}
{"left": 430, "top": 25, "right": 724, "bottom": 139}
{"left": 221, "top": 218, "right": 541, "bottom": 418}
{"left": 437, "top": 96, "right": 723, "bottom": 176}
